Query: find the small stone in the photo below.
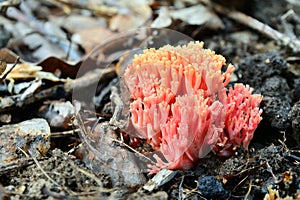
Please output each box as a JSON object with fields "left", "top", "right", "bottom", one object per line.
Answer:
{"left": 262, "top": 97, "right": 291, "bottom": 130}
{"left": 237, "top": 52, "right": 287, "bottom": 89}
{"left": 0, "top": 118, "right": 50, "bottom": 163}
{"left": 260, "top": 76, "right": 292, "bottom": 103}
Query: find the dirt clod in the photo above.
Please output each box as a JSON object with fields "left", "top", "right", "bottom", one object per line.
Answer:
{"left": 198, "top": 176, "right": 228, "bottom": 199}
{"left": 288, "top": 101, "right": 300, "bottom": 145}
{"left": 237, "top": 52, "right": 288, "bottom": 89}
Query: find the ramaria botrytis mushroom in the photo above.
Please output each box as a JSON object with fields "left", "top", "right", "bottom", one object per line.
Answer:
{"left": 123, "top": 41, "right": 262, "bottom": 173}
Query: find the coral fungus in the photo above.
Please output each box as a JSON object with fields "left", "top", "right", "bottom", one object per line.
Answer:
{"left": 123, "top": 41, "right": 262, "bottom": 173}
{"left": 212, "top": 84, "right": 263, "bottom": 157}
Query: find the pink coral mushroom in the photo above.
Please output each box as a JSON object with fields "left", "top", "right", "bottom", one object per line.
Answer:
{"left": 213, "top": 84, "right": 263, "bottom": 157}
{"left": 123, "top": 41, "right": 262, "bottom": 173}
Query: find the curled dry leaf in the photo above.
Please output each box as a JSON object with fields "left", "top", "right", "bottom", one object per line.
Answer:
{"left": 0, "top": 48, "right": 19, "bottom": 63}
{"left": 1, "top": 62, "right": 68, "bottom": 94}
{"left": 1, "top": 63, "right": 67, "bottom": 82}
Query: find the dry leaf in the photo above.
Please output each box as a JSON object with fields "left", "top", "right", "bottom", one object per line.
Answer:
{"left": 39, "top": 101, "right": 75, "bottom": 129}
{"left": 73, "top": 27, "right": 114, "bottom": 53}
{"left": 20, "top": 79, "right": 42, "bottom": 101}
{"left": 37, "top": 57, "right": 81, "bottom": 79}
{"left": 170, "top": 4, "right": 224, "bottom": 29}
{"left": 1, "top": 63, "right": 67, "bottom": 83}
{"left": 52, "top": 15, "right": 106, "bottom": 32}
{"left": 0, "top": 48, "right": 19, "bottom": 63}
{"left": 109, "top": 0, "right": 152, "bottom": 31}
{"left": 110, "top": 13, "right": 145, "bottom": 32}
{"left": 0, "top": 60, "right": 6, "bottom": 75}
{"left": 151, "top": 7, "right": 172, "bottom": 28}
{"left": 77, "top": 121, "right": 146, "bottom": 187}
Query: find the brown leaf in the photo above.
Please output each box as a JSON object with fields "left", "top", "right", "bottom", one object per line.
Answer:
{"left": 0, "top": 60, "right": 6, "bottom": 75}
{"left": 74, "top": 27, "right": 115, "bottom": 54}
{"left": 109, "top": 0, "right": 152, "bottom": 31}
{"left": 109, "top": 13, "right": 145, "bottom": 32}
{"left": 0, "top": 48, "right": 18, "bottom": 63}
{"left": 37, "top": 57, "right": 82, "bottom": 79}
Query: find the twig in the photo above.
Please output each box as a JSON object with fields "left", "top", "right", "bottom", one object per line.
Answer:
{"left": 244, "top": 180, "right": 252, "bottom": 200}
{"left": 17, "top": 147, "right": 30, "bottom": 158}
{"left": 67, "top": 142, "right": 82, "bottom": 154}
{"left": 232, "top": 174, "right": 249, "bottom": 192}
{"left": 210, "top": 2, "right": 300, "bottom": 53}
{"left": 233, "top": 164, "right": 264, "bottom": 177}
{"left": 91, "top": 117, "right": 104, "bottom": 132}
{"left": 50, "top": 128, "right": 80, "bottom": 138}
{"left": 284, "top": 154, "right": 300, "bottom": 162}
{"left": 277, "top": 131, "right": 288, "bottom": 148}
{"left": 265, "top": 161, "right": 280, "bottom": 184}
{"left": 178, "top": 175, "right": 185, "bottom": 200}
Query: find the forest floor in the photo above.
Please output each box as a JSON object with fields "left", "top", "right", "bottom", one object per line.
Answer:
{"left": 0, "top": 0, "right": 299, "bottom": 199}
